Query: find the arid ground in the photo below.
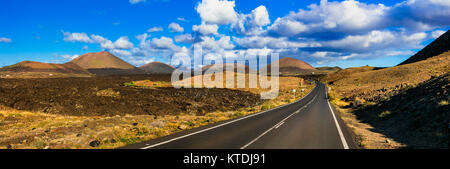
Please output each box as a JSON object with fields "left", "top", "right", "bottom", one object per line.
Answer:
{"left": 0, "top": 74, "right": 313, "bottom": 149}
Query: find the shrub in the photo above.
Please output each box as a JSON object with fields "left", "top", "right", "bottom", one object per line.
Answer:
{"left": 378, "top": 110, "right": 392, "bottom": 119}
{"left": 233, "top": 111, "right": 244, "bottom": 118}
{"left": 261, "top": 104, "right": 272, "bottom": 111}
{"left": 123, "top": 81, "right": 137, "bottom": 87}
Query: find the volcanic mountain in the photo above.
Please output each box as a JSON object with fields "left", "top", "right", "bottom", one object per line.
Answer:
{"left": 139, "top": 62, "right": 175, "bottom": 74}
{"left": 264, "top": 57, "right": 316, "bottom": 74}
{"left": 70, "top": 51, "right": 144, "bottom": 75}
{"left": 0, "top": 61, "right": 90, "bottom": 74}
{"left": 400, "top": 30, "right": 449, "bottom": 65}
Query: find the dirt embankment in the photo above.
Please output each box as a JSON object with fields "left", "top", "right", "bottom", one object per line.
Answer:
{"left": 324, "top": 52, "right": 449, "bottom": 149}
{"left": 0, "top": 75, "right": 263, "bottom": 116}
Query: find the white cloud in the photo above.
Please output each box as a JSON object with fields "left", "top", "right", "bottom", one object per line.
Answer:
{"left": 90, "top": 34, "right": 115, "bottom": 50}
{"left": 128, "top": 57, "right": 155, "bottom": 66}
{"left": 431, "top": 30, "right": 446, "bottom": 38}
{"left": 63, "top": 31, "right": 93, "bottom": 43}
{"left": 177, "top": 17, "right": 188, "bottom": 22}
{"left": 199, "top": 36, "right": 235, "bottom": 51}
{"left": 151, "top": 36, "right": 177, "bottom": 49}
{"left": 268, "top": 0, "right": 389, "bottom": 37}
{"left": 113, "top": 36, "right": 134, "bottom": 49}
{"left": 324, "top": 30, "right": 427, "bottom": 52}
{"left": 232, "top": 5, "right": 270, "bottom": 35}
{"left": 192, "top": 23, "right": 218, "bottom": 35}
{"left": 129, "top": 0, "right": 146, "bottom": 4}
{"left": 234, "top": 36, "right": 308, "bottom": 49}
{"left": 58, "top": 54, "right": 79, "bottom": 60}
{"left": 147, "top": 27, "right": 163, "bottom": 32}
{"left": 0, "top": 37, "right": 11, "bottom": 43}
{"left": 111, "top": 49, "right": 132, "bottom": 56}
{"left": 268, "top": 19, "right": 308, "bottom": 37}
{"left": 196, "top": 0, "right": 238, "bottom": 25}
{"left": 168, "top": 22, "right": 184, "bottom": 32}
{"left": 175, "top": 34, "right": 195, "bottom": 43}
{"left": 251, "top": 5, "right": 270, "bottom": 27}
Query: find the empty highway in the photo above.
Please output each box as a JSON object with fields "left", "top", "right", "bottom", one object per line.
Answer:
{"left": 121, "top": 82, "right": 357, "bottom": 149}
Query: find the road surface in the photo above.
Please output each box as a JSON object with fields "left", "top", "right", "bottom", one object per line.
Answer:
{"left": 120, "top": 82, "right": 357, "bottom": 149}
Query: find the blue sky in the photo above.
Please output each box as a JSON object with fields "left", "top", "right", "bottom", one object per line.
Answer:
{"left": 0, "top": 0, "right": 449, "bottom": 68}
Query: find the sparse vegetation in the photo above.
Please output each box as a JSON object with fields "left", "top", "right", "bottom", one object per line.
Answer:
{"left": 96, "top": 88, "right": 120, "bottom": 98}
{"left": 123, "top": 81, "right": 137, "bottom": 87}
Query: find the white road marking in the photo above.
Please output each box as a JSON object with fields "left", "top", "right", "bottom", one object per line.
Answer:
{"left": 274, "top": 121, "right": 285, "bottom": 129}
{"left": 139, "top": 85, "right": 317, "bottom": 149}
{"left": 325, "top": 86, "right": 349, "bottom": 149}
{"left": 240, "top": 95, "right": 317, "bottom": 149}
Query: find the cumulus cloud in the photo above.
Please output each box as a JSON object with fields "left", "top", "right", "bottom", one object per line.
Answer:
{"left": 175, "top": 34, "right": 196, "bottom": 43}
{"left": 315, "top": 30, "right": 427, "bottom": 53}
{"left": 148, "top": 27, "right": 163, "bottom": 32}
{"left": 151, "top": 36, "right": 178, "bottom": 49}
{"left": 199, "top": 36, "right": 235, "bottom": 51}
{"left": 127, "top": 57, "right": 155, "bottom": 66}
{"left": 390, "top": 0, "right": 450, "bottom": 30}
{"left": 232, "top": 5, "right": 271, "bottom": 35}
{"left": 267, "top": 0, "right": 450, "bottom": 38}
{"left": 234, "top": 36, "right": 308, "bottom": 49}
{"left": 168, "top": 22, "right": 184, "bottom": 32}
{"left": 111, "top": 49, "right": 132, "bottom": 56}
{"left": 268, "top": 0, "right": 389, "bottom": 38}
{"left": 192, "top": 23, "right": 218, "bottom": 35}
{"left": 196, "top": 0, "right": 238, "bottom": 25}
{"left": 63, "top": 31, "right": 93, "bottom": 43}
{"left": 57, "top": 54, "right": 79, "bottom": 60}
{"left": 0, "top": 37, "right": 11, "bottom": 43}
{"left": 177, "top": 17, "right": 188, "bottom": 22}
{"left": 63, "top": 31, "right": 134, "bottom": 50}
{"left": 113, "top": 36, "right": 134, "bottom": 49}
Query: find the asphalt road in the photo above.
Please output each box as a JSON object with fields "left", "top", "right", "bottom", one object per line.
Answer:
{"left": 120, "top": 82, "right": 357, "bottom": 149}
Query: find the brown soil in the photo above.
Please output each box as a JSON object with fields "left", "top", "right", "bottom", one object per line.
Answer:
{"left": 0, "top": 75, "right": 263, "bottom": 116}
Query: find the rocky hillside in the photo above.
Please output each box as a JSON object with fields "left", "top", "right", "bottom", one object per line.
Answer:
{"left": 139, "top": 62, "right": 175, "bottom": 74}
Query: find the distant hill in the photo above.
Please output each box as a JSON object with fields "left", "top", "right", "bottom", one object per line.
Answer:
{"left": 264, "top": 57, "right": 316, "bottom": 74}
{"left": 0, "top": 61, "right": 91, "bottom": 78}
{"left": 70, "top": 51, "right": 145, "bottom": 75}
{"left": 1, "top": 61, "right": 90, "bottom": 74}
{"left": 399, "top": 30, "right": 449, "bottom": 65}
{"left": 202, "top": 63, "right": 254, "bottom": 74}
{"left": 139, "top": 62, "right": 175, "bottom": 74}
